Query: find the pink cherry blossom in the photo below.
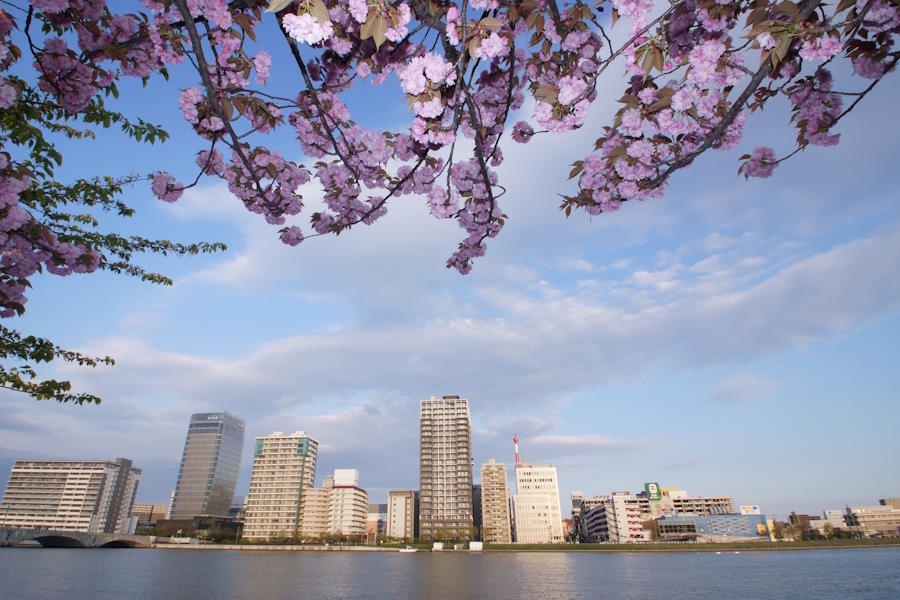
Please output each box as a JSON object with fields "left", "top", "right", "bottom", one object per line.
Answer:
{"left": 0, "top": 81, "right": 15, "bottom": 109}
{"left": 282, "top": 13, "right": 333, "bottom": 46}
{"left": 253, "top": 51, "right": 271, "bottom": 84}
{"left": 151, "top": 172, "right": 184, "bottom": 202}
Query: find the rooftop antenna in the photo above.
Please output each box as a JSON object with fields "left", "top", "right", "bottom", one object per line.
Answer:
{"left": 514, "top": 435, "right": 519, "bottom": 465}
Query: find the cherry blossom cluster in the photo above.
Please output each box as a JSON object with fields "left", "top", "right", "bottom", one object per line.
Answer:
{"left": 1, "top": 0, "right": 899, "bottom": 318}
{"left": 224, "top": 147, "right": 311, "bottom": 225}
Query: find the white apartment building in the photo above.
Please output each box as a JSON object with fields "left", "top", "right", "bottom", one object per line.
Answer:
{"left": 607, "top": 491, "right": 648, "bottom": 543}
{"left": 242, "top": 431, "right": 318, "bottom": 541}
{"left": 387, "top": 490, "right": 416, "bottom": 540}
{"left": 299, "top": 470, "right": 369, "bottom": 538}
{"left": 328, "top": 469, "right": 368, "bottom": 537}
{"left": 512, "top": 463, "right": 564, "bottom": 544}
{"left": 0, "top": 459, "right": 140, "bottom": 533}
{"left": 578, "top": 492, "right": 648, "bottom": 543}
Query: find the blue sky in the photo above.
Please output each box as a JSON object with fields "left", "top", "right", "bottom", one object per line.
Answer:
{"left": 2, "top": 15, "right": 899, "bottom": 520}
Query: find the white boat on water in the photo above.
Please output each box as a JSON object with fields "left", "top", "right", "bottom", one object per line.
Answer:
{"left": 399, "top": 546, "right": 417, "bottom": 553}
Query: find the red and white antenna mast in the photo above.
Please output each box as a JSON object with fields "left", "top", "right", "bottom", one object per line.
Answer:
{"left": 514, "top": 435, "right": 519, "bottom": 465}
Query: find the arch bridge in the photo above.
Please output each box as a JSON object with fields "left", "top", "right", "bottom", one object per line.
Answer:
{"left": 0, "top": 527, "right": 151, "bottom": 548}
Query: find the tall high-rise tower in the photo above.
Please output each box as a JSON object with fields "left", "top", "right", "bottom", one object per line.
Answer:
{"left": 170, "top": 412, "right": 245, "bottom": 519}
{"left": 242, "top": 431, "right": 319, "bottom": 540}
{"left": 419, "top": 395, "right": 474, "bottom": 540}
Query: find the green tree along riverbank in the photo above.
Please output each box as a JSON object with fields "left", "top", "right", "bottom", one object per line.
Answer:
{"left": 483, "top": 539, "right": 900, "bottom": 552}
{"left": 146, "top": 538, "right": 900, "bottom": 552}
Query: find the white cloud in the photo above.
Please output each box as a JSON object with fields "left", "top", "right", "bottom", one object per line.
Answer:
{"left": 53, "top": 225, "right": 900, "bottom": 412}
{"left": 531, "top": 434, "right": 650, "bottom": 450}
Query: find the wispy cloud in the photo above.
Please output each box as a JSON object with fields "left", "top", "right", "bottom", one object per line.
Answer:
{"left": 712, "top": 373, "right": 777, "bottom": 404}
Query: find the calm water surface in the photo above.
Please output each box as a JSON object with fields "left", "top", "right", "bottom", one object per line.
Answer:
{"left": 1, "top": 547, "right": 899, "bottom": 599}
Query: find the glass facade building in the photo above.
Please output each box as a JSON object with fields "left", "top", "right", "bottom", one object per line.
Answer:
{"left": 170, "top": 412, "right": 245, "bottom": 519}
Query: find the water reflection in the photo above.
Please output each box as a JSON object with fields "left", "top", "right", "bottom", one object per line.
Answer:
{"left": 0, "top": 547, "right": 898, "bottom": 599}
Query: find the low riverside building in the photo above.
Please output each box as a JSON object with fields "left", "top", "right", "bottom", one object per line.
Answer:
{"left": 823, "top": 509, "right": 847, "bottom": 529}
{"left": 242, "top": 431, "right": 318, "bottom": 541}
{"left": 654, "top": 513, "right": 770, "bottom": 542}
{"left": 152, "top": 515, "right": 241, "bottom": 538}
{"left": 845, "top": 504, "right": 900, "bottom": 536}
{"left": 480, "top": 459, "right": 512, "bottom": 544}
{"left": 512, "top": 462, "right": 564, "bottom": 544}
{"left": 0, "top": 458, "right": 140, "bottom": 533}
{"left": 387, "top": 490, "right": 416, "bottom": 540}
{"left": 638, "top": 484, "right": 735, "bottom": 518}
{"left": 132, "top": 503, "right": 168, "bottom": 528}
{"left": 365, "top": 502, "right": 387, "bottom": 544}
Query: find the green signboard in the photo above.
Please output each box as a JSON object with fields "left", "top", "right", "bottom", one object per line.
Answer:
{"left": 645, "top": 482, "right": 662, "bottom": 501}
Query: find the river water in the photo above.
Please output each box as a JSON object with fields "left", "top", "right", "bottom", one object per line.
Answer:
{"left": 1, "top": 547, "right": 899, "bottom": 599}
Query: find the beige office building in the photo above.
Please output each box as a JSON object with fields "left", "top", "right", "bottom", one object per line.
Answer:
{"left": 131, "top": 503, "right": 167, "bottom": 527}
{"left": 0, "top": 459, "right": 140, "bottom": 533}
{"left": 419, "top": 395, "right": 474, "bottom": 540}
{"left": 512, "top": 462, "right": 564, "bottom": 544}
{"left": 387, "top": 490, "right": 416, "bottom": 540}
{"left": 242, "top": 431, "right": 318, "bottom": 540}
{"left": 660, "top": 490, "right": 735, "bottom": 517}
{"left": 480, "top": 459, "right": 512, "bottom": 544}
{"left": 846, "top": 504, "right": 900, "bottom": 536}
{"left": 299, "top": 476, "right": 333, "bottom": 538}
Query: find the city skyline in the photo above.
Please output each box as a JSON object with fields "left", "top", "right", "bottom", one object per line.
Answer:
{"left": 0, "top": 396, "right": 894, "bottom": 522}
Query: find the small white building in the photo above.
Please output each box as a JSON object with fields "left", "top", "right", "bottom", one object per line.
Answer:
{"left": 387, "top": 490, "right": 416, "bottom": 540}
{"left": 328, "top": 470, "right": 369, "bottom": 537}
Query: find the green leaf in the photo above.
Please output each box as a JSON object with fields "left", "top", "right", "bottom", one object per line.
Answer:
{"left": 373, "top": 16, "right": 387, "bottom": 48}
{"left": 774, "top": 1, "right": 799, "bottom": 20}
{"left": 360, "top": 15, "right": 376, "bottom": 40}
{"left": 534, "top": 84, "right": 558, "bottom": 102}
{"left": 266, "top": 0, "right": 295, "bottom": 13}
{"left": 308, "top": 0, "right": 331, "bottom": 24}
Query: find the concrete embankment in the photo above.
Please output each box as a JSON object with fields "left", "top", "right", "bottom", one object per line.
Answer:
{"left": 153, "top": 543, "right": 400, "bottom": 551}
